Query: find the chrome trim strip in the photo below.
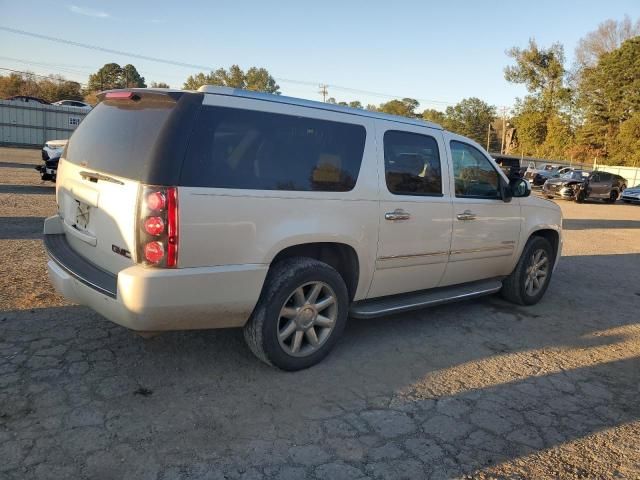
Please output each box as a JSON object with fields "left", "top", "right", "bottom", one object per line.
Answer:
{"left": 378, "top": 245, "right": 515, "bottom": 262}
{"left": 449, "top": 245, "right": 514, "bottom": 255}
{"left": 377, "top": 251, "right": 449, "bottom": 261}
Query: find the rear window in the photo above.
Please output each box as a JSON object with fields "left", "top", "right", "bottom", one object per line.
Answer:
{"left": 181, "top": 106, "right": 366, "bottom": 191}
{"left": 64, "top": 95, "right": 175, "bottom": 180}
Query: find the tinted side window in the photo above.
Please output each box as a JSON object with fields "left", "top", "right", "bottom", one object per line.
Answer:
{"left": 182, "top": 106, "right": 366, "bottom": 191}
{"left": 384, "top": 130, "right": 442, "bottom": 196}
{"left": 451, "top": 141, "right": 500, "bottom": 198}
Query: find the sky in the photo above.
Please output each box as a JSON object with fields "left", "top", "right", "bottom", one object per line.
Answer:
{"left": 1, "top": 1, "right": 639, "bottom": 111}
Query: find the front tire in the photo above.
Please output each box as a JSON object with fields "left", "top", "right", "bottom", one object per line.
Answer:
{"left": 243, "top": 257, "right": 349, "bottom": 371}
{"left": 501, "top": 236, "right": 554, "bottom": 306}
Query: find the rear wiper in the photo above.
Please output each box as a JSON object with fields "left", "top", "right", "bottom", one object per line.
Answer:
{"left": 79, "top": 171, "right": 124, "bottom": 185}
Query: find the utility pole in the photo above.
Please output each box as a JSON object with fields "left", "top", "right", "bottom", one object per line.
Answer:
{"left": 500, "top": 106, "right": 509, "bottom": 154}
{"left": 486, "top": 124, "right": 491, "bottom": 152}
{"left": 318, "top": 84, "right": 328, "bottom": 103}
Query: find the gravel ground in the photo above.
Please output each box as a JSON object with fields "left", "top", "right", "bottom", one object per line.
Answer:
{"left": 1, "top": 147, "right": 639, "bottom": 479}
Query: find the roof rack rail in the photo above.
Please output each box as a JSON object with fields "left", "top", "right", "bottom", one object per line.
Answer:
{"left": 196, "top": 85, "right": 442, "bottom": 130}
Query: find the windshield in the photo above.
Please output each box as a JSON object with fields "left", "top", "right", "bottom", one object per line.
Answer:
{"left": 560, "top": 171, "right": 584, "bottom": 180}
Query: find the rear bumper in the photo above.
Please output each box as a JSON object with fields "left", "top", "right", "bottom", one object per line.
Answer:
{"left": 44, "top": 216, "right": 268, "bottom": 331}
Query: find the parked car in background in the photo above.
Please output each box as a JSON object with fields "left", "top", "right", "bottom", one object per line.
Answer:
{"left": 43, "top": 86, "right": 562, "bottom": 370}
{"left": 52, "top": 100, "right": 93, "bottom": 111}
{"left": 4, "top": 95, "right": 50, "bottom": 105}
{"left": 525, "top": 164, "right": 573, "bottom": 187}
{"left": 36, "top": 139, "right": 68, "bottom": 181}
{"left": 543, "top": 170, "right": 626, "bottom": 203}
{"left": 621, "top": 185, "right": 640, "bottom": 204}
{"left": 493, "top": 156, "right": 524, "bottom": 179}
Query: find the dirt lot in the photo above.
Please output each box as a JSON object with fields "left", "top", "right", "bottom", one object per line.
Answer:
{"left": 1, "top": 147, "right": 639, "bottom": 479}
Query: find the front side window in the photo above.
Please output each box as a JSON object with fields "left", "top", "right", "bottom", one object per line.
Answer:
{"left": 384, "top": 130, "right": 442, "bottom": 196}
{"left": 182, "top": 106, "right": 366, "bottom": 191}
{"left": 451, "top": 140, "right": 501, "bottom": 198}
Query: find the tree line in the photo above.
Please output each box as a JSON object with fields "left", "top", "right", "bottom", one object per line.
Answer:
{"left": 0, "top": 16, "right": 637, "bottom": 165}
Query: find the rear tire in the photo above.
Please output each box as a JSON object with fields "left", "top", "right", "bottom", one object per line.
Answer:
{"left": 605, "top": 190, "right": 618, "bottom": 203}
{"left": 243, "top": 257, "right": 349, "bottom": 371}
{"left": 501, "top": 236, "right": 554, "bottom": 306}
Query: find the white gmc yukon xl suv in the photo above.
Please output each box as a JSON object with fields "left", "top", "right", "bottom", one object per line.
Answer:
{"left": 44, "top": 86, "right": 562, "bottom": 370}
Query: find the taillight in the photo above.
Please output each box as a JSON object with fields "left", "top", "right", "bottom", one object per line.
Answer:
{"left": 137, "top": 185, "right": 178, "bottom": 267}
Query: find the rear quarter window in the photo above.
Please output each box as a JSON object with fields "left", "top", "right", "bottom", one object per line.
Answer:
{"left": 181, "top": 106, "right": 366, "bottom": 191}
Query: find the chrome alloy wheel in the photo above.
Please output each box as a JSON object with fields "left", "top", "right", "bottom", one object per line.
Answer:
{"left": 277, "top": 282, "right": 338, "bottom": 357}
{"left": 524, "top": 248, "right": 549, "bottom": 296}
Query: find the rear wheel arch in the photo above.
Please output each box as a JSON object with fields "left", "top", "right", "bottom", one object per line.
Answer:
{"left": 269, "top": 242, "right": 360, "bottom": 301}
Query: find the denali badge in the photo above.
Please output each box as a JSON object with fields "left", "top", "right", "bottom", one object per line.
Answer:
{"left": 112, "top": 245, "right": 131, "bottom": 259}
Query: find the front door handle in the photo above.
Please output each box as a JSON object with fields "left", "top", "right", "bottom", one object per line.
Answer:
{"left": 385, "top": 209, "right": 411, "bottom": 221}
{"left": 456, "top": 210, "right": 477, "bottom": 221}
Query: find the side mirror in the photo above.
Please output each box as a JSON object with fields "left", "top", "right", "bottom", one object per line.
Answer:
{"left": 510, "top": 178, "right": 531, "bottom": 198}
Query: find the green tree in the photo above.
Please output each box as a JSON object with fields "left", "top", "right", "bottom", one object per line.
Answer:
{"left": 38, "top": 77, "right": 83, "bottom": 102}
{"left": 87, "top": 63, "right": 146, "bottom": 91}
{"left": 121, "top": 64, "right": 146, "bottom": 88}
{"left": 443, "top": 98, "right": 496, "bottom": 145}
{"left": 0, "top": 72, "right": 82, "bottom": 102}
{"left": 87, "top": 63, "right": 122, "bottom": 91}
{"left": 348, "top": 100, "right": 363, "bottom": 109}
{"left": 150, "top": 81, "right": 170, "bottom": 88}
{"left": 610, "top": 113, "right": 640, "bottom": 166}
{"left": 578, "top": 37, "right": 640, "bottom": 162}
{"left": 511, "top": 100, "right": 548, "bottom": 157}
{"left": 183, "top": 65, "right": 280, "bottom": 94}
{"left": 541, "top": 113, "right": 573, "bottom": 158}
{"left": 421, "top": 108, "right": 446, "bottom": 125}
{"left": 504, "top": 39, "right": 569, "bottom": 113}
{"left": 377, "top": 98, "right": 419, "bottom": 117}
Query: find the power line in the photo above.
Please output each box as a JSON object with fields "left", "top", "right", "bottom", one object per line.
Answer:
{"left": 0, "top": 67, "right": 88, "bottom": 86}
{"left": 0, "top": 26, "right": 214, "bottom": 71}
{"left": 0, "top": 25, "right": 460, "bottom": 107}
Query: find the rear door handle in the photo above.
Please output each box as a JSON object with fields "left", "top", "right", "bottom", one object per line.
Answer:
{"left": 385, "top": 209, "right": 411, "bottom": 221}
{"left": 456, "top": 210, "right": 476, "bottom": 221}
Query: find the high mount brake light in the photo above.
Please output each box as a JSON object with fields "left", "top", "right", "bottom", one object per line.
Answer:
{"left": 105, "top": 91, "right": 138, "bottom": 100}
{"left": 137, "top": 186, "right": 179, "bottom": 267}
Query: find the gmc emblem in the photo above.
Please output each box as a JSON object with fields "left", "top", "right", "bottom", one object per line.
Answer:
{"left": 112, "top": 245, "right": 131, "bottom": 259}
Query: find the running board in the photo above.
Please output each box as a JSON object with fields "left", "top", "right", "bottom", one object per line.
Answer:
{"left": 349, "top": 279, "right": 503, "bottom": 319}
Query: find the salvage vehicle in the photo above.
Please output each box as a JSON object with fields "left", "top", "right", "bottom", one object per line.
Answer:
{"left": 43, "top": 87, "right": 563, "bottom": 370}
{"left": 36, "top": 139, "right": 68, "bottom": 182}
{"left": 524, "top": 164, "right": 575, "bottom": 187}
{"left": 52, "top": 99, "right": 93, "bottom": 111}
{"left": 543, "top": 170, "right": 626, "bottom": 203}
{"left": 621, "top": 185, "right": 640, "bottom": 204}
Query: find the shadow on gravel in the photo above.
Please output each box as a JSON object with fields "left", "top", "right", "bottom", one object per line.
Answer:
{"left": 0, "top": 184, "right": 55, "bottom": 195}
{"left": 1, "top": 254, "right": 639, "bottom": 477}
{"left": 0, "top": 217, "right": 45, "bottom": 239}
{"left": 0, "top": 162, "right": 39, "bottom": 169}
{"left": 563, "top": 219, "right": 640, "bottom": 230}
